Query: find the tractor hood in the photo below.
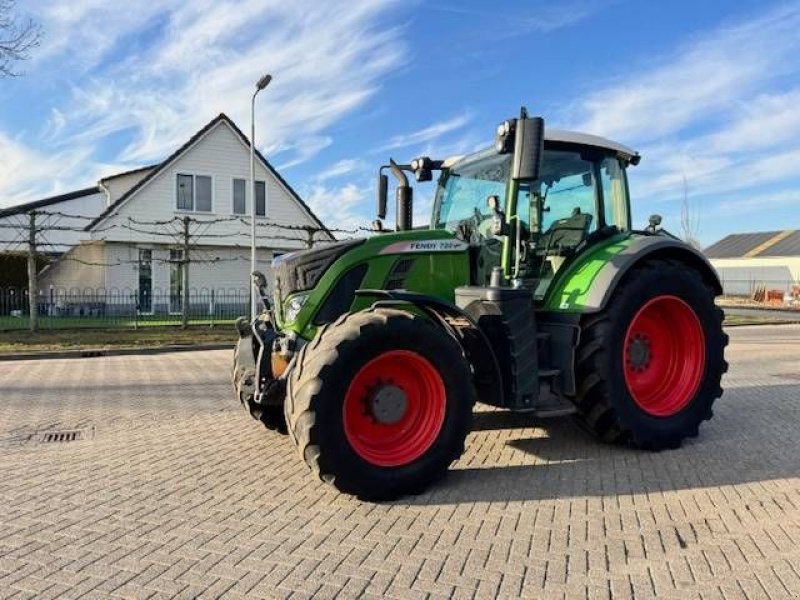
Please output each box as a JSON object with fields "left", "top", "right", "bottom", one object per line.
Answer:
{"left": 271, "top": 239, "right": 365, "bottom": 302}
{"left": 272, "top": 228, "right": 471, "bottom": 339}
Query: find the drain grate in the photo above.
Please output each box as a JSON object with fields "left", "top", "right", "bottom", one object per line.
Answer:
{"left": 30, "top": 427, "right": 92, "bottom": 444}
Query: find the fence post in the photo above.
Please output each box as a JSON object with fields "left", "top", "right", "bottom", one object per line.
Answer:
{"left": 210, "top": 289, "right": 215, "bottom": 329}
{"left": 182, "top": 216, "right": 190, "bottom": 329}
{"left": 27, "top": 211, "right": 38, "bottom": 331}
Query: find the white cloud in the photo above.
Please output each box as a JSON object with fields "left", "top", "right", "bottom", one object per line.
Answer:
{"left": 304, "top": 183, "right": 371, "bottom": 232}
{"left": 377, "top": 112, "right": 472, "bottom": 152}
{"left": 561, "top": 2, "right": 800, "bottom": 238}
{"left": 431, "top": 2, "right": 601, "bottom": 35}
{"left": 572, "top": 4, "right": 800, "bottom": 142}
{"left": 313, "top": 159, "right": 364, "bottom": 183}
{"left": 0, "top": 1, "right": 405, "bottom": 207}
{"left": 0, "top": 132, "right": 118, "bottom": 204}
{"left": 714, "top": 188, "right": 800, "bottom": 217}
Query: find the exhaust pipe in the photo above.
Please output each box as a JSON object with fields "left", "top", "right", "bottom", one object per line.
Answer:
{"left": 389, "top": 159, "right": 413, "bottom": 231}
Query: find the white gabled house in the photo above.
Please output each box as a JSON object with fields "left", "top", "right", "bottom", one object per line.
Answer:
{"left": 35, "top": 113, "right": 332, "bottom": 315}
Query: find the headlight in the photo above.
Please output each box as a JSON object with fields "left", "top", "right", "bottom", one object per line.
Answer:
{"left": 284, "top": 293, "right": 309, "bottom": 323}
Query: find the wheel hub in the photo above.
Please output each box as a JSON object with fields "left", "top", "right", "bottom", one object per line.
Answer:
{"left": 343, "top": 350, "right": 447, "bottom": 467}
{"left": 622, "top": 295, "right": 706, "bottom": 417}
{"left": 626, "top": 334, "right": 652, "bottom": 372}
{"left": 368, "top": 384, "right": 408, "bottom": 425}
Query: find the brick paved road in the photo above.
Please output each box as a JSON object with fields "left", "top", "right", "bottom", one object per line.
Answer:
{"left": 0, "top": 325, "right": 798, "bottom": 599}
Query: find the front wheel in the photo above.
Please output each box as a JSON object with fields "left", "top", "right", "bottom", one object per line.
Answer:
{"left": 285, "top": 308, "right": 475, "bottom": 500}
{"left": 573, "top": 259, "right": 728, "bottom": 450}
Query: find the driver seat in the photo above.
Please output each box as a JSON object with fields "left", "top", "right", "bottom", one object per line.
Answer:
{"left": 535, "top": 208, "right": 593, "bottom": 256}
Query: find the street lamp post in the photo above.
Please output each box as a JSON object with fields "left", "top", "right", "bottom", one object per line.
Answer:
{"left": 250, "top": 73, "right": 272, "bottom": 319}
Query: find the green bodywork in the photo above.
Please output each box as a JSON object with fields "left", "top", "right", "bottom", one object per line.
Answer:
{"left": 542, "top": 233, "right": 633, "bottom": 312}
{"left": 277, "top": 226, "right": 637, "bottom": 341}
{"left": 277, "top": 228, "right": 470, "bottom": 340}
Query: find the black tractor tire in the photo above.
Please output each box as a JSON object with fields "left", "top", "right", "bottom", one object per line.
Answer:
{"left": 285, "top": 308, "right": 475, "bottom": 500}
{"left": 573, "top": 259, "right": 728, "bottom": 450}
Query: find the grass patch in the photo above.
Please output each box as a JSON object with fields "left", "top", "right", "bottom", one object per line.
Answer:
{"left": 0, "top": 326, "right": 237, "bottom": 354}
{"left": 0, "top": 316, "right": 238, "bottom": 330}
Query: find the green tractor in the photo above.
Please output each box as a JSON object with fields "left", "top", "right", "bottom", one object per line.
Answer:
{"left": 233, "top": 108, "right": 727, "bottom": 500}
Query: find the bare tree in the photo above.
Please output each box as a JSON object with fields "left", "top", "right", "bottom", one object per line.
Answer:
{"left": 0, "top": 0, "right": 41, "bottom": 78}
{"left": 680, "top": 174, "right": 702, "bottom": 249}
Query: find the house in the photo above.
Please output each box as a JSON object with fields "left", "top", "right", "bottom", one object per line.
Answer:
{"left": 705, "top": 230, "right": 800, "bottom": 296}
{"left": 5, "top": 113, "right": 332, "bottom": 315}
{"left": 0, "top": 187, "right": 107, "bottom": 256}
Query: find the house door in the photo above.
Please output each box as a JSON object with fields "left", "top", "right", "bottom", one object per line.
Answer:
{"left": 138, "top": 249, "right": 153, "bottom": 314}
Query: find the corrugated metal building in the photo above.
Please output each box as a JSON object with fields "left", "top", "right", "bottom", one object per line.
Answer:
{"left": 705, "top": 230, "right": 800, "bottom": 296}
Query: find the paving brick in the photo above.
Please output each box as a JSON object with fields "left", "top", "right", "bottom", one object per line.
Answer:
{"left": 0, "top": 327, "right": 798, "bottom": 598}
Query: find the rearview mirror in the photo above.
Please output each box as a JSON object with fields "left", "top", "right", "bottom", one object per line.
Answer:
{"left": 377, "top": 174, "right": 388, "bottom": 219}
{"left": 512, "top": 116, "right": 544, "bottom": 181}
{"left": 396, "top": 185, "right": 413, "bottom": 231}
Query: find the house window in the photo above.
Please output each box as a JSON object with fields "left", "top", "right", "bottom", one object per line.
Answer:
{"left": 176, "top": 174, "right": 213, "bottom": 212}
{"left": 232, "top": 179, "right": 246, "bottom": 215}
{"left": 232, "top": 178, "right": 266, "bottom": 216}
{"left": 176, "top": 175, "right": 193, "bottom": 210}
{"left": 256, "top": 181, "right": 266, "bottom": 217}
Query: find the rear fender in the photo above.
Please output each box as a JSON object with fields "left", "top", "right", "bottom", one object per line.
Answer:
{"left": 548, "top": 235, "right": 722, "bottom": 313}
{"left": 355, "top": 289, "right": 505, "bottom": 407}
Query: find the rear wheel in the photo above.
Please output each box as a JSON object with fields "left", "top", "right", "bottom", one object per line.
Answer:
{"left": 573, "top": 260, "right": 728, "bottom": 449}
{"left": 285, "top": 308, "right": 474, "bottom": 500}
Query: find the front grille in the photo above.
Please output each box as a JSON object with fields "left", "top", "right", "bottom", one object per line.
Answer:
{"left": 271, "top": 239, "right": 364, "bottom": 301}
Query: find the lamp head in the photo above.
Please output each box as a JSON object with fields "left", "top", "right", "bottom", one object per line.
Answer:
{"left": 256, "top": 74, "right": 272, "bottom": 91}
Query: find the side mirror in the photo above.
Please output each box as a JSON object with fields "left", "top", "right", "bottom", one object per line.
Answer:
{"left": 646, "top": 214, "right": 662, "bottom": 233}
{"left": 377, "top": 174, "right": 388, "bottom": 220}
{"left": 512, "top": 116, "right": 544, "bottom": 181}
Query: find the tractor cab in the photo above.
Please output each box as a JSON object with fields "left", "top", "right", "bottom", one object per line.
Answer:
{"left": 428, "top": 127, "right": 640, "bottom": 299}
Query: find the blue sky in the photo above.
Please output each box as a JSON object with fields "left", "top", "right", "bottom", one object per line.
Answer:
{"left": 1, "top": 0, "right": 799, "bottom": 245}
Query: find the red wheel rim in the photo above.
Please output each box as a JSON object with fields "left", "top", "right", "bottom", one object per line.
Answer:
{"left": 343, "top": 350, "right": 446, "bottom": 467}
{"left": 623, "top": 295, "right": 706, "bottom": 417}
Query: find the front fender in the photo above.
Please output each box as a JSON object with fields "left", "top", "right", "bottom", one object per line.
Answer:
{"left": 544, "top": 234, "right": 722, "bottom": 313}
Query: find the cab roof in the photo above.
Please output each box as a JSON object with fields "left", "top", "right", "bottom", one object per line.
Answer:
{"left": 442, "top": 129, "right": 640, "bottom": 169}
{"left": 545, "top": 129, "right": 640, "bottom": 164}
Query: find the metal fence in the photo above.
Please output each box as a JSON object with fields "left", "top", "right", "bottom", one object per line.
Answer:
{"left": 0, "top": 286, "right": 249, "bottom": 330}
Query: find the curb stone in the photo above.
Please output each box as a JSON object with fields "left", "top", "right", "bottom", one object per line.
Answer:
{"left": 0, "top": 342, "right": 234, "bottom": 362}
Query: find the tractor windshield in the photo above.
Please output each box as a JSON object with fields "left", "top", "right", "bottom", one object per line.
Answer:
{"left": 432, "top": 147, "right": 630, "bottom": 235}
{"left": 433, "top": 149, "right": 511, "bottom": 230}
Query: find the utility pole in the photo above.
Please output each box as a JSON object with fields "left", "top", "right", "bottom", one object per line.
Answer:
{"left": 182, "top": 216, "right": 190, "bottom": 329}
{"left": 27, "top": 211, "right": 38, "bottom": 331}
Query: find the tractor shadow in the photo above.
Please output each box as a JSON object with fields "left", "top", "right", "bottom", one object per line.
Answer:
{"left": 408, "top": 383, "right": 800, "bottom": 505}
